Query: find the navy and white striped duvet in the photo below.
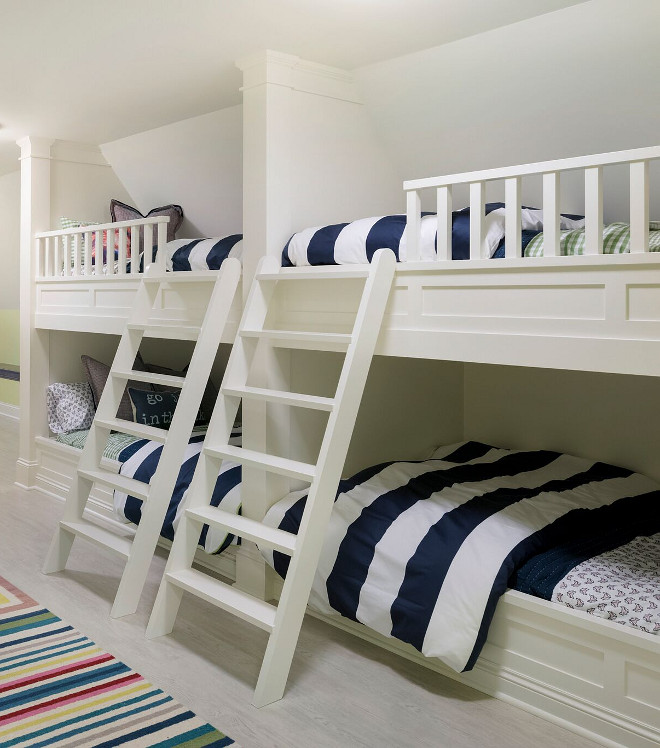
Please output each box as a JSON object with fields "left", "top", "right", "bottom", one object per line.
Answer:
{"left": 113, "top": 427, "right": 242, "bottom": 554}
{"left": 281, "top": 207, "right": 585, "bottom": 265}
{"left": 165, "top": 236, "right": 243, "bottom": 272}
{"left": 261, "top": 441, "right": 660, "bottom": 672}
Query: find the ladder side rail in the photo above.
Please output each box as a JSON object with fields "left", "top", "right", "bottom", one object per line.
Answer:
{"left": 43, "top": 280, "right": 158, "bottom": 573}
{"left": 111, "top": 259, "right": 242, "bottom": 617}
{"left": 253, "top": 248, "right": 396, "bottom": 706}
{"left": 146, "top": 256, "right": 281, "bottom": 634}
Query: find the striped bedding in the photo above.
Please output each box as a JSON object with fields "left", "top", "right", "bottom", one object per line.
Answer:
{"left": 113, "top": 427, "right": 242, "bottom": 554}
{"left": 261, "top": 441, "right": 660, "bottom": 672}
{"left": 281, "top": 206, "right": 584, "bottom": 265}
{"left": 164, "top": 236, "right": 243, "bottom": 271}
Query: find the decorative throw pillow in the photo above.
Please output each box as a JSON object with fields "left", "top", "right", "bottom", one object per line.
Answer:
{"left": 110, "top": 199, "right": 183, "bottom": 243}
{"left": 47, "top": 382, "right": 95, "bottom": 434}
{"left": 144, "top": 362, "right": 217, "bottom": 425}
{"left": 82, "top": 353, "right": 150, "bottom": 422}
{"left": 128, "top": 388, "right": 207, "bottom": 430}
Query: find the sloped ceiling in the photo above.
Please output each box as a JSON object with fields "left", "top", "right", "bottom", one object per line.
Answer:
{"left": 0, "top": 0, "right": 588, "bottom": 175}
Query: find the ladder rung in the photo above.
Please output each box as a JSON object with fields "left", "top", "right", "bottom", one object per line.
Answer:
{"left": 60, "top": 519, "right": 133, "bottom": 559}
{"left": 95, "top": 417, "right": 168, "bottom": 443}
{"left": 112, "top": 369, "right": 186, "bottom": 388}
{"left": 240, "top": 329, "right": 351, "bottom": 352}
{"left": 257, "top": 268, "right": 370, "bottom": 281}
{"left": 186, "top": 506, "right": 297, "bottom": 556}
{"left": 127, "top": 323, "right": 200, "bottom": 341}
{"left": 166, "top": 569, "right": 277, "bottom": 632}
{"left": 222, "top": 386, "right": 334, "bottom": 412}
{"left": 205, "top": 445, "right": 316, "bottom": 482}
{"left": 78, "top": 468, "right": 150, "bottom": 501}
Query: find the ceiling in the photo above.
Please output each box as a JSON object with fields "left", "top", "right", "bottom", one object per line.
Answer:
{"left": 0, "top": 0, "right": 588, "bottom": 176}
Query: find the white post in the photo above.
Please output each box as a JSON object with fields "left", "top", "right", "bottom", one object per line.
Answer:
{"left": 469, "top": 181, "right": 485, "bottom": 261}
{"left": 16, "top": 136, "right": 53, "bottom": 489}
{"left": 585, "top": 166, "right": 603, "bottom": 254}
{"left": 630, "top": 160, "right": 649, "bottom": 253}
{"left": 405, "top": 190, "right": 421, "bottom": 262}
{"left": 436, "top": 186, "right": 452, "bottom": 261}
{"left": 504, "top": 177, "right": 521, "bottom": 258}
{"left": 542, "top": 172, "right": 561, "bottom": 257}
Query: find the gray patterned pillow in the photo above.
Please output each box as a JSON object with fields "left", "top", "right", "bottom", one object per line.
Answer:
{"left": 110, "top": 200, "right": 183, "bottom": 243}
{"left": 82, "top": 354, "right": 151, "bottom": 422}
{"left": 47, "top": 382, "right": 95, "bottom": 434}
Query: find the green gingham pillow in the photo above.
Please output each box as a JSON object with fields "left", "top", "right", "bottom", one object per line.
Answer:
{"left": 525, "top": 222, "right": 660, "bottom": 257}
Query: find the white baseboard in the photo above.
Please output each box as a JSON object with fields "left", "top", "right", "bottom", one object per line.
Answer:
{"left": 0, "top": 403, "right": 19, "bottom": 421}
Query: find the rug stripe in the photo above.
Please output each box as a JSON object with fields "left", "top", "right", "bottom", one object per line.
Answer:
{"left": 0, "top": 578, "right": 234, "bottom": 746}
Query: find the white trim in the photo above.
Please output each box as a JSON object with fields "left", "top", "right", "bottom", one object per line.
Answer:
{"left": 236, "top": 50, "right": 362, "bottom": 104}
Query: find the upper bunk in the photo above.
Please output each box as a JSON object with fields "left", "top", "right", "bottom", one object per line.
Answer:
{"left": 266, "top": 144, "right": 660, "bottom": 377}
{"left": 33, "top": 216, "right": 242, "bottom": 337}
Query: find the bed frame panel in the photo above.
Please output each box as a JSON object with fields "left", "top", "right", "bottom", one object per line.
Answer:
{"left": 35, "top": 274, "right": 242, "bottom": 338}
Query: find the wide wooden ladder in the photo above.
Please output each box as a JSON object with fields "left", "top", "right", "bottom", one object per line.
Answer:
{"left": 145, "top": 249, "right": 396, "bottom": 707}
{"left": 42, "top": 259, "right": 242, "bottom": 619}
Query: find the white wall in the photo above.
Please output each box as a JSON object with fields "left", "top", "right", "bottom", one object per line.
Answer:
{"left": 102, "top": 106, "right": 243, "bottom": 239}
{"left": 0, "top": 170, "right": 20, "bottom": 309}
{"left": 464, "top": 364, "right": 660, "bottom": 483}
{"left": 288, "top": 90, "right": 405, "bottom": 231}
{"left": 356, "top": 0, "right": 660, "bottom": 218}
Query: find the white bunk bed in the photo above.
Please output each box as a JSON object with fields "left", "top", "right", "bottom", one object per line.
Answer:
{"left": 17, "top": 52, "right": 659, "bottom": 748}
{"left": 248, "top": 145, "right": 660, "bottom": 748}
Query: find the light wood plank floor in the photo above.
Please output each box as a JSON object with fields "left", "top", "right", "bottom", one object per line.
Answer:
{"left": 0, "top": 416, "right": 598, "bottom": 747}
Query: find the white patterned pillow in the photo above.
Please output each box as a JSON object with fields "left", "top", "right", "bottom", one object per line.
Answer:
{"left": 47, "top": 382, "right": 96, "bottom": 434}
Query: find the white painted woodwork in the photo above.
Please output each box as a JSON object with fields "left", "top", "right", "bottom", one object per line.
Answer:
{"left": 406, "top": 190, "right": 421, "bottom": 261}
{"left": 630, "top": 160, "right": 650, "bottom": 253}
{"left": 146, "top": 249, "right": 396, "bottom": 709}
{"left": 16, "top": 136, "right": 53, "bottom": 490}
{"left": 42, "top": 259, "right": 241, "bottom": 618}
{"left": 504, "top": 177, "right": 521, "bottom": 258}
{"left": 436, "top": 186, "right": 453, "bottom": 261}
{"left": 542, "top": 172, "right": 560, "bottom": 257}
{"left": 469, "top": 181, "right": 485, "bottom": 260}
{"left": 584, "top": 166, "right": 603, "bottom": 254}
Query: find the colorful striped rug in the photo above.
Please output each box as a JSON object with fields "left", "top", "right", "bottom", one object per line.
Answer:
{"left": 0, "top": 577, "right": 236, "bottom": 747}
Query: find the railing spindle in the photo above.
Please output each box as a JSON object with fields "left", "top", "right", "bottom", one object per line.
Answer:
{"left": 118, "top": 227, "right": 128, "bottom": 274}
{"left": 84, "top": 231, "right": 92, "bottom": 275}
{"left": 157, "top": 221, "right": 168, "bottom": 271}
{"left": 630, "top": 160, "right": 650, "bottom": 253}
{"left": 406, "top": 190, "right": 421, "bottom": 262}
{"left": 505, "top": 177, "right": 521, "bottom": 258}
{"left": 43, "top": 237, "right": 50, "bottom": 277}
{"left": 143, "top": 223, "right": 154, "bottom": 272}
{"left": 542, "top": 172, "right": 560, "bottom": 257}
{"left": 436, "top": 186, "right": 452, "bottom": 261}
{"left": 131, "top": 224, "right": 140, "bottom": 275}
{"left": 585, "top": 166, "right": 604, "bottom": 254}
{"left": 469, "top": 182, "right": 485, "bottom": 261}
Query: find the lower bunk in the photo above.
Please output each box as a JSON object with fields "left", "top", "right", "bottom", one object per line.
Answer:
{"left": 40, "top": 428, "right": 660, "bottom": 747}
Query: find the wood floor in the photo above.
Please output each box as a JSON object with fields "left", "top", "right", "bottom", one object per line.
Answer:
{"left": 0, "top": 416, "right": 599, "bottom": 748}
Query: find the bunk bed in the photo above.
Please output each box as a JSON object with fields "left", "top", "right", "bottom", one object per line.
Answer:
{"left": 116, "top": 142, "right": 660, "bottom": 745}
{"left": 241, "top": 144, "right": 660, "bottom": 747}
{"left": 18, "top": 54, "right": 660, "bottom": 743}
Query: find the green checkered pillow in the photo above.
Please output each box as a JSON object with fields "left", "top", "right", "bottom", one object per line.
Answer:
{"left": 525, "top": 222, "right": 660, "bottom": 257}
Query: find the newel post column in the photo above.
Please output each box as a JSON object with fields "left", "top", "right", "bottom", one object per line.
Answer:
{"left": 15, "top": 136, "right": 53, "bottom": 489}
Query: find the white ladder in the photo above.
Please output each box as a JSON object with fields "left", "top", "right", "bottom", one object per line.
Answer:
{"left": 146, "top": 248, "right": 396, "bottom": 707}
{"left": 43, "top": 259, "right": 242, "bottom": 619}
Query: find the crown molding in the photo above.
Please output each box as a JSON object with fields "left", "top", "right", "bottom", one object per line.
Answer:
{"left": 237, "top": 49, "right": 362, "bottom": 104}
